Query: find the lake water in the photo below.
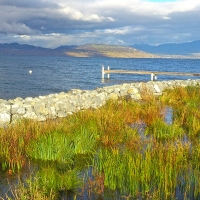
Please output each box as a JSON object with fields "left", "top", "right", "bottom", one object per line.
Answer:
{"left": 0, "top": 55, "right": 199, "bottom": 100}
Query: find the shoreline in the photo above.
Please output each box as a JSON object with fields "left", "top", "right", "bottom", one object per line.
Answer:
{"left": 0, "top": 79, "right": 200, "bottom": 126}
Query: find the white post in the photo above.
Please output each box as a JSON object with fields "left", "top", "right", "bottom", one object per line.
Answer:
{"left": 151, "top": 73, "right": 157, "bottom": 81}
{"left": 151, "top": 73, "right": 154, "bottom": 81}
{"left": 107, "top": 66, "right": 110, "bottom": 79}
{"left": 154, "top": 74, "right": 157, "bottom": 81}
{"left": 102, "top": 65, "right": 105, "bottom": 79}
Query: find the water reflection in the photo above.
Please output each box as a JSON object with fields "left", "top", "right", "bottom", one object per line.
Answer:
{"left": 164, "top": 106, "right": 173, "bottom": 124}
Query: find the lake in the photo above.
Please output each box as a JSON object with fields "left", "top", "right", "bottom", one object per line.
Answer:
{"left": 0, "top": 55, "right": 199, "bottom": 100}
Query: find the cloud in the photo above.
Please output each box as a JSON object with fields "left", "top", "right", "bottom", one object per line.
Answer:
{"left": 0, "top": 0, "right": 199, "bottom": 47}
{"left": 0, "top": 22, "right": 37, "bottom": 35}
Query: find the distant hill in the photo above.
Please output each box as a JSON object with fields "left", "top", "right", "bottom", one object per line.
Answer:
{"left": 64, "top": 44, "right": 159, "bottom": 58}
{"left": 1, "top": 42, "right": 200, "bottom": 58}
{"left": 0, "top": 43, "right": 159, "bottom": 58}
{"left": 0, "top": 42, "right": 45, "bottom": 50}
{"left": 54, "top": 45, "right": 78, "bottom": 51}
{"left": 133, "top": 40, "right": 200, "bottom": 55}
{"left": 0, "top": 42, "right": 61, "bottom": 56}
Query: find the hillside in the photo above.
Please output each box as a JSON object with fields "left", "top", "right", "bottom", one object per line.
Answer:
{"left": 1, "top": 42, "right": 199, "bottom": 58}
{"left": 0, "top": 43, "right": 159, "bottom": 58}
{"left": 64, "top": 44, "right": 160, "bottom": 58}
{"left": 0, "top": 43, "right": 61, "bottom": 56}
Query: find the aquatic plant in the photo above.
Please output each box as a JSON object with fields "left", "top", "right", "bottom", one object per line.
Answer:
{"left": 36, "top": 167, "right": 81, "bottom": 195}
{"left": 161, "top": 85, "right": 200, "bottom": 139}
{"left": 1, "top": 85, "right": 200, "bottom": 199}
{"left": 0, "top": 118, "right": 71, "bottom": 172}
{"left": 1, "top": 175, "right": 56, "bottom": 200}
{"left": 145, "top": 118, "right": 184, "bottom": 141}
{"left": 26, "top": 131, "right": 75, "bottom": 163}
{"left": 93, "top": 140, "right": 194, "bottom": 199}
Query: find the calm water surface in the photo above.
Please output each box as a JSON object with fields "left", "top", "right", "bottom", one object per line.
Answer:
{"left": 0, "top": 56, "right": 199, "bottom": 99}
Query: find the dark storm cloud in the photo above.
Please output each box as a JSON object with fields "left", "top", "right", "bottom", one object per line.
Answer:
{"left": 0, "top": 0, "right": 59, "bottom": 9}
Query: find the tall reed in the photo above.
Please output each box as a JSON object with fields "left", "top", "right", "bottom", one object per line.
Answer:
{"left": 1, "top": 85, "right": 200, "bottom": 199}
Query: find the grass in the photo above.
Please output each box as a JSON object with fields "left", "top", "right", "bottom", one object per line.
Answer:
{"left": 0, "top": 85, "right": 200, "bottom": 199}
{"left": 1, "top": 175, "right": 56, "bottom": 200}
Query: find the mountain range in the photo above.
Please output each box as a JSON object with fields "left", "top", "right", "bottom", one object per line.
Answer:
{"left": 0, "top": 43, "right": 158, "bottom": 58}
{"left": 0, "top": 40, "right": 200, "bottom": 58}
{"left": 133, "top": 40, "right": 200, "bottom": 56}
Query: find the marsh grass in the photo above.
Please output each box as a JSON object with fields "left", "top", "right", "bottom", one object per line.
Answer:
{"left": 0, "top": 85, "right": 200, "bottom": 199}
{"left": 145, "top": 118, "right": 184, "bottom": 141}
{"left": 26, "top": 130, "right": 75, "bottom": 163}
{"left": 1, "top": 175, "right": 56, "bottom": 200}
{"left": 36, "top": 167, "right": 81, "bottom": 195}
{"left": 161, "top": 85, "right": 200, "bottom": 139}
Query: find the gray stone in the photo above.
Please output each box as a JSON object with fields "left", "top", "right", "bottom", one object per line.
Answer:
{"left": 25, "top": 97, "right": 33, "bottom": 101}
{"left": 127, "top": 87, "right": 139, "bottom": 94}
{"left": 0, "top": 99, "right": 9, "bottom": 104}
{"left": 131, "top": 93, "right": 141, "bottom": 100}
{"left": 0, "top": 113, "right": 11, "bottom": 125}
{"left": 37, "top": 115, "right": 47, "bottom": 121}
{"left": 47, "top": 107, "right": 57, "bottom": 119}
{"left": 0, "top": 79, "right": 199, "bottom": 126}
{"left": 12, "top": 114, "right": 23, "bottom": 122}
{"left": 16, "top": 107, "right": 26, "bottom": 115}
{"left": 58, "top": 111, "right": 67, "bottom": 118}
{"left": 55, "top": 101, "right": 63, "bottom": 112}
{"left": 24, "top": 112, "right": 38, "bottom": 120}
{"left": 120, "top": 89, "right": 128, "bottom": 97}
{"left": 108, "top": 93, "right": 118, "bottom": 100}
{"left": 144, "top": 84, "right": 155, "bottom": 93}
{"left": 23, "top": 104, "right": 33, "bottom": 112}
{"left": 153, "top": 84, "right": 161, "bottom": 93}
{"left": 93, "top": 96, "right": 103, "bottom": 107}
{"left": 0, "top": 104, "right": 11, "bottom": 113}
{"left": 34, "top": 102, "right": 48, "bottom": 116}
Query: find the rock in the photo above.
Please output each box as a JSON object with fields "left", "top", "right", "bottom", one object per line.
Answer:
{"left": 120, "top": 89, "right": 128, "bottom": 97}
{"left": 108, "top": 93, "right": 118, "bottom": 100}
{"left": 25, "top": 97, "right": 34, "bottom": 101}
{"left": 153, "top": 84, "right": 161, "bottom": 93}
{"left": 145, "top": 83, "right": 155, "bottom": 93}
{"left": 16, "top": 107, "right": 26, "bottom": 115}
{"left": 37, "top": 115, "right": 47, "bottom": 121}
{"left": 23, "top": 104, "right": 33, "bottom": 112}
{"left": 93, "top": 96, "right": 103, "bottom": 107}
{"left": 0, "top": 79, "right": 199, "bottom": 126}
{"left": 57, "top": 111, "right": 67, "bottom": 118}
{"left": 23, "top": 111, "right": 38, "bottom": 120}
{"left": 12, "top": 114, "right": 23, "bottom": 122}
{"left": 47, "top": 107, "right": 57, "bottom": 119}
{"left": 127, "top": 87, "right": 139, "bottom": 94}
{"left": 34, "top": 102, "right": 48, "bottom": 116}
{"left": 0, "top": 113, "right": 11, "bottom": 125}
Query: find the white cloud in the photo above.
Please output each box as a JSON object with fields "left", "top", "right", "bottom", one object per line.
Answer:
{"left": 0, "top": 0, "right": 200, "bottom": 47}
{"left": 163, "top": 16, "right": 171, "bottom": 20}
{"left": 60, "top": 7, "right": 83, "bottom": 20}
{"left": 104, "top": 26, "right": 144, "bottom": 35}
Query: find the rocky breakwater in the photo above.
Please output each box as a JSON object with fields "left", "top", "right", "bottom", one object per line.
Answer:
{"left": 0, "top": 79, "right": 199, "bottom": 126}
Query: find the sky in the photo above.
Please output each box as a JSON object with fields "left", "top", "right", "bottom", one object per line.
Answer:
{"left": 0, "top": 0, "right": 199, "bottom": 48}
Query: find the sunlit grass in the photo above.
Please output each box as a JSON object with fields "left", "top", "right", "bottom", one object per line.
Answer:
{"left": 0, "top": 85, "right": 200, "bottom": 199}
{"left": 1, "top": 175, "right": 56, "bottom": 200}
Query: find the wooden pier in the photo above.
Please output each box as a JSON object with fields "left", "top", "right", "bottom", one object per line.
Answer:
{"left": 101, "top": 65, "right": 200, "bottom": 81}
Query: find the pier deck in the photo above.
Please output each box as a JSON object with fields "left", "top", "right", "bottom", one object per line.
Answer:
{"left": 101, "top": 66, "right": 200, "bottom": 81}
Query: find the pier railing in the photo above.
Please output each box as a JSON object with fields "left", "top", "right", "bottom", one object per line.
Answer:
{"left": 101, "top": 65, "right": 200, "bottom": 81}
